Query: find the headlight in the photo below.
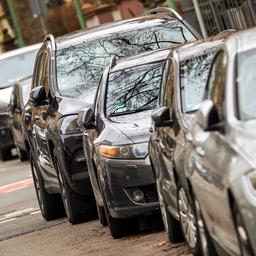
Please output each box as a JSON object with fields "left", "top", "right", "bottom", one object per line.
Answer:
{"left": 98, "top": 142, "right": 148, "bottom": 159}
{"left": 59, "top": 115, "right": 82, "bottom": 135}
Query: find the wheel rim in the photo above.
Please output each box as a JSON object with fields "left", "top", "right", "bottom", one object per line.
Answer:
{"left": 56, "top": 161, "right": 70, "bottom": 219}
{"left": 31, "top": 160, "right": 44, "bottom": 214}
{"left": 156, "top": 178, "right": 169, "bottom": 233}
{"left": 235, "top": 211, "right": 251, "bottom": 255}
{"left": 178, "top": 188, "right": 197, "bottom": 248}
{"left": 195, "top": 199, "right": 209, "bottom": 255}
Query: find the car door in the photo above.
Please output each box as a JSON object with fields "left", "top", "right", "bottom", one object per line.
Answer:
{"left": 31, "top": 48, "right": 56, "bottom": 182}
{"left": 154, "top": 59, "right": 179, "bottom": 216}
{"left": 192, "top": 51, "right": 237, "bottom": 251}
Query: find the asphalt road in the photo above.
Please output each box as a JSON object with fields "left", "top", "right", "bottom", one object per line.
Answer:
{"left": 0, "top": 157, "right": 190, "bottom": 256}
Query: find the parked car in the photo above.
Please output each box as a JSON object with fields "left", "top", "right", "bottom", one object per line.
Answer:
{"left": 0, "top": 44, "right": 40, "bottom": 161}
{"left": 22, "top": 8, "right": 200, "bottom": 224}
{"left": 79, "top": 47, "right": 180, "bottom": 238}
{"left": 184, "top": 28, "right": 256, "bottom": 256}
{"left": 9, "top": 76, "right": 32, "bottom": 161}
{"left": 0, "top": 86, "right": 15, "bottom": 160}
{"left": 149, "top": 33, "right": 232, "bottom": 254}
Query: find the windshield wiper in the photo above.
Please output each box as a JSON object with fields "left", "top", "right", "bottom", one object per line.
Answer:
{"left": 109, "top": 107, "right": 154, "bottom": 117}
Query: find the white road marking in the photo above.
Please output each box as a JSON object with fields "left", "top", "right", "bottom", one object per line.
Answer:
{"left": 0, "top": 208, "right": 40, "bottom": 222}
{"left": 0, "top": 218, "right": 17, "bottom": 225}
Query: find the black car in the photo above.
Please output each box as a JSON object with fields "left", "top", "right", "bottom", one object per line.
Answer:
{"left": 9, "top": 76, "right": 32, "bottom": 161}
{"left": 149, "top": 34, "right": 231, "bottom": 254}
{"left": 0, "top": 86, "right": 15, "bottom": 160}
{"left": 22, "top": 8, "right": 200, "bottom": 224}
{"left": 80, "top": 48, "right": 176, "bottom": 238}
{"left": 0, "top": 44, "right": 40, "bottom": 161}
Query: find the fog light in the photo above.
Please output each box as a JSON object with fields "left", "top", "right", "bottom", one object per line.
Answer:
{"left": 132, "top": 190, "right": 144, "bottom": 202}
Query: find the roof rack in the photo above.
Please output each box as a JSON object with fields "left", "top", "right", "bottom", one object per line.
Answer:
{"left": 143, "top": 7, "right": 183, "bottom": 21}
{"left": 44, "top": 34, "right": 56, "bottom": 51}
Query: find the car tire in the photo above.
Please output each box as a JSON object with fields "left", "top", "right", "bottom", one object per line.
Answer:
{"left": 177, "top": 183, "right": 201, "bottom": 255}
{"left": 97, "top": 204, "right": 108, "bottom": 227}
{"left": 194, "top": 196, "right": 217, "bottom": 256}
{"left": 233, "top": 202, "right": 253, "bottom": 256}
{"left": 0, "top": 148, "right": 12, "bottom": 161}
{"left": 104, "top": 203, "right": 139, "bottom": 239}
{"left": 156, "top": 178, "right": 184, "bottom": 243}
{"left": 17, "top": 146, "right": 28, "bottom": 161}
{"left": 54, "top": 153, "right": 97, "bottom": 224}
{"left": 30, "top": 153, "right": 65, "bottom": 221}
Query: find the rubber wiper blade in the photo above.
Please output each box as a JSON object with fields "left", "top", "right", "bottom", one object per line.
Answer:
{"left": 109, "top": 107, "right": 153, "bottom": 117}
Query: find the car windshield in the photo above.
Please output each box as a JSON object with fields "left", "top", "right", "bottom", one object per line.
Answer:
{"left": 106, "top": 61, "right": 166, "bottom": 117}
{"left": 180, "top": 52, "right": 216, "bottom": 113}
{"left": 56, "top": 19, "right": 196, "bottom": 103}
{"left": 237, "top": 50, "right": 256, "bottom": 120}
{"left": 0, "top": 49, "right": 38, "bottom": 87}
{"left": 0, "top": 87, "right": 13, "bottom": 112}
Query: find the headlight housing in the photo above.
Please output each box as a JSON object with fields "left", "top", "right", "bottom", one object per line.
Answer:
{"left": 98, "top": 142, "right": 148, "bottom": 159}
{"left": 59, "top": 115, "right": 82, "bottom": 135}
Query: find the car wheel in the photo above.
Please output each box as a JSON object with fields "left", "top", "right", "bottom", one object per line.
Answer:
{"left": 30, "top": 153, "right": 65, "bottom": 221}
{"left": 233, "top": 202, "right": 253, "bottom": 256}
{"left": 17, "top": 146, "right": 28, "bottom": 161}
{"left": 194, "top": 197, "right": 217, "bottom": 256}
{"left": 177, "top": 184, "right": 200, "bottom": 255}
{"left": 97, "top": 203, "right": 108, "bottom": 227}
{"left": 156, "top": 178, "right": 184, "bottom": 243}
{"left": 54, "top": 155, "right": 97, "bottom": 224}
{"left": 0, "top": 148, "right": 12, "bottom": 161}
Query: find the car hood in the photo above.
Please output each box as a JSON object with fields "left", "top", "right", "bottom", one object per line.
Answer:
{"left": 57, "top": 96, "right": 93, "bottom": 116}
{"left": 109, "top": 110, "right": 152, "bottom": 144}
{"left": 233, "top": 120, "right": 256, "bottom": 166}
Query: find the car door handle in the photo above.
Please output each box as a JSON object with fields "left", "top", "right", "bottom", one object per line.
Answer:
{"left": 34, "top": 115, "right": 40, "bottom": 121}
{"left": 195, "top": 146, "right": 205, "bottom": 157}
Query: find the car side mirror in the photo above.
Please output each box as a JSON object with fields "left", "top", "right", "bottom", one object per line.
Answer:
{"left": 151, "top": 107, "right": 173, "bottom": 128}
{"left": 30, "top": 86, "right": 46, "bottom": 106}
{"left": 78, "top": 108, "right": 96, "bottom": 130}
{"left": 196, "top": 100, "right": 224, "bottom": 133}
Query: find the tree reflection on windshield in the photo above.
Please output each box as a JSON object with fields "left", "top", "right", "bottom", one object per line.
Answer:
{"left": 56, "top": 20, "right": 196, "bottom": 102}
{"left": 106, "top": 62, "right": 165, "bottom": 117}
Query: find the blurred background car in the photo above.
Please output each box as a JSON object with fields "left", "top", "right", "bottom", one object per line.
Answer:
{"left": 184, "top": 28, "right": 256, "bottom": 256}
{"left": 22, "top": 8, "right": 200, "bottom": 225}
{"left": 9, "top": 76, "right": 32, "bottom": 161}
{"left": 0, "top": 44, "right": 40, "bottom": 161}
{"left": 80, "top": 48, "right": 176, "bottom": 238}
{"left": 149, "top": 33, "right": 232, "bottom": 255}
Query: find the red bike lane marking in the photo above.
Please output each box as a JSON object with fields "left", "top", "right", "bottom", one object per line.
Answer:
{"left": 0, "top": 178, "right": 33, "bottom": 195}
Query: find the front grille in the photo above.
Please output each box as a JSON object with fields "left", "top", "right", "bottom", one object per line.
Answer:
{"left": 69, "top": 149, "right": 88, "bottom": 175}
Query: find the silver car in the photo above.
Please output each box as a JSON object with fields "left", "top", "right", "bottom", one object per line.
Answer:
{"left": 184, "top": 28, "right": 256, "bottom": 256}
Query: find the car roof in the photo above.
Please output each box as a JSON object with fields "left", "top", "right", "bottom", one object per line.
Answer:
{"left": 0, "top": 43, "right": 41, "bottom": 61}
{"left": 55, "top": 14, "right": 182, "bottom": 50}
{"left": 225, "top": 27, "right": 256, "bottom": 53}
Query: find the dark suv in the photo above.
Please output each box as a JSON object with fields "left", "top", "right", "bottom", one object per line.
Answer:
{"left": 9, "top": 76, "right": 32, "bottom": 161}
{"left": 149, "top": 34, "right": 231, "bottom": 255}
{"left": 22, "top": 8, "right": 199, "bottom": 224}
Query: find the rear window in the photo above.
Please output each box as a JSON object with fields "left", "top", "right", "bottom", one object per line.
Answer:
{"left": 56, "top": 19, "right": 196, "bottom": 103}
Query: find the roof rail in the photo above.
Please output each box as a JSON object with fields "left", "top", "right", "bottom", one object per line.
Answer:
{"left": 143, "top": 7, "right": 183, "bottom": 21}
{"left": 43, "top": 34, "right": 56, "bottom": 51}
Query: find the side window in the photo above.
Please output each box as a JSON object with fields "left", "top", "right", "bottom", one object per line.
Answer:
{"left": 208, "top": 51, "right": 227, "bottom": 121}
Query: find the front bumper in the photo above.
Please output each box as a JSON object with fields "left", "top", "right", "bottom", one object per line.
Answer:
{"left": 58, "top": 133, "right": 93, "bottom": 197}
{"left": 0, "top": 127, "right": 14, "bottom": 150}
{"left": 100, "top": 155, "right": 159, "bottom": 218}
{"left": 233, "top": 176, "right": 256, "bottom": 254}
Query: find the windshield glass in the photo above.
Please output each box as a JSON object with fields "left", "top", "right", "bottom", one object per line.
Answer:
{"left": 0, "top": 49, "right": 38, "bottom": 87}
{"left": 180, "top": 52, "right": 216, "bottom": 113}
{"left": 237, "top": 50, "right": 256, "bottom": 120}
{"left": 56, "top": 19, "right": 196, "bottom": 103}
{"left": 106, "top": 61, "right": 165, "bottom": 117}
{"left": 0, "top": 87, "right": 13, "bottom": 111}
